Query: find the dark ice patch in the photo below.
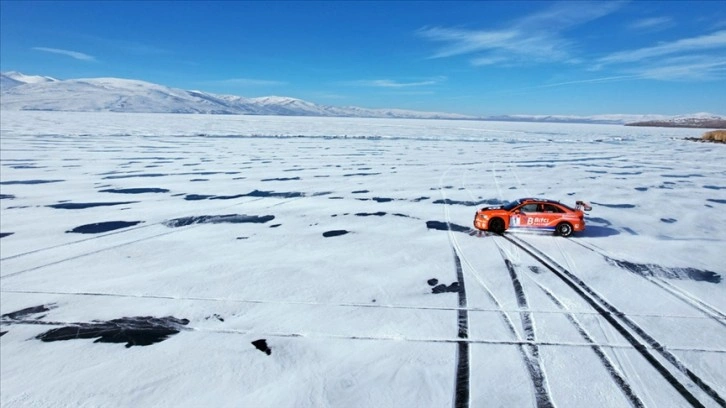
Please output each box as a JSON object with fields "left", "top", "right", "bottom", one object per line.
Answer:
{"left": 0, "top": 331, "right": 6, "bottom": 337}
{"left": 0, "top": 194, "right": 15, "bottom": 199}
{"left": 661, "top": 174, "right": 704, "bottom": 178}
{"left": 183, "top": 190, "right": 304, "bottom": 201}
{"left": 622, "top": 227, "right": 638, "bottom": 235}
{"left": 36, "top": 316, "right": 189, "bottom": 348}
{"left": 48, "top": 201, "right": 138, "bottom": 209}
{"left": 1, "top": 304, "right": 53, "bottom": 320}
{"left": 590, "top": 202, "right": 636, "bottom": 209}
{"left": 102, "top": 173, "right": 166, "bottom": 179}
{"left": 0, "top": 179, "right": 64, "bottom": 185}
{"left": 164, "top": 214, "right": 275, "bottom": 227}
{"left": 703, "top": 185, "right": 725, "bottom": 190}
{"left": 528, "top": 266, "right": 544, "bottom": 274}
{"left": 252, "top": 339, "right": 272, "bottom": 355}
{"left": 431, "top": 281, "right": 461, "bottom": 294}
{"left": 707, "top": 199, "right": 726, "bottom": 205}
{"left": 411, "top": 196, "right": 430, "bottom": 202}
{"left": 433, "top": 198, "right": 503, "bottom": 207}
{"left": 352, "top": 190, "right": 369, "bottom": 194}
{"left": 67, "top": 221, "right": 143, "bottom": 234}
{"left": 427, "top": 278, "right": 439, "bottom": 286}
{"left": 517, "top": 164, "right": 555, "bottom": 168}
{"left": 206, "top": 314, "right": 224, "bottom": 322}
{"left": 99, "top": 188, "right": 170, "bottom": 194}
{"left": 269, "top": 224, "right": 282, "bottom": 228}
{"left": 343, "top": 172, "right": 381, "bottom": 177}
{"left": 634, "top": 187, "right": 648, "bottom": 192}
{"left": 607, "top": 257, "right": 721, "bottom": 284}
{"left": 0, "top": 232, "right": 14, "bottom": 239}
{"left": 660, "top": 218, "right": 677, "bottom": 224}
{"left": 425, "top": 221, "right": 471, "bottom": 233}
{"left": 209, "top": 194, "right": 247, "bottom": 200}
{"left": 357, "top": 197, "right": 395, "bottom": 203}
{"left": 356, "top": 212, "right": 386, "bottom": 217}
{"left": 323, "top": 230, "right": 349, "bottom": 238}
{"left": 185, "top": 194, "right": 214, "bottom": 201}
{"left": 244, "top": 190, "right": 304, "bottom": 199}
{"left": 261, "top": 177, "right": 301, "bottom": 181}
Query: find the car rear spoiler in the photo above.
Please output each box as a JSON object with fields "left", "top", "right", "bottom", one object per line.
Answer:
{"left": 576, "top": 200, "right": 592, "bottom": 211}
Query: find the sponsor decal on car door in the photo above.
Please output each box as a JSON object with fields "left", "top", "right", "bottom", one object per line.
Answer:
{"left": 510, "top": 213, "right": 523, "bottom": 228}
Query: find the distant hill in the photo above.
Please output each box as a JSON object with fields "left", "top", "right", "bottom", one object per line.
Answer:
{"left": 0, "top": 71, "right": 473, "bottom": 120}
{"left": 625, "top": 114, "right": 726, "bottom": 129}
{"left": 2, "top": 71, "right": 723, "bottom": 125}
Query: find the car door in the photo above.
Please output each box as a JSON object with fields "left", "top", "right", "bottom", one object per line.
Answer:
{"left": 523, "top": 203, "right": 550, "bottom": 229}
{"left": 510, "top": 203, "right": 538, "bottom": 228}
{"left": 540, "top": 204, "right": 566, "bottom": 227}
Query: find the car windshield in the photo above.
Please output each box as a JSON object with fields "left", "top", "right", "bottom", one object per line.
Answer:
{"left": 502, "top": 200, "right": 523, "bottom": 211}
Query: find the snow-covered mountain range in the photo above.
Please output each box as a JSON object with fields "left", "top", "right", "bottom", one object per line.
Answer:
{"left": 1, "top": 71, "right": 723, "bottom": 125}
{"left": 0, "top": 72, "right": 471, "bottom": 120}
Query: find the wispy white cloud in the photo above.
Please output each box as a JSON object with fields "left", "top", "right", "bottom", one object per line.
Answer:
{"left": 417, "top": 1, "right": 623, "bottom": 66}
{"left": 626, "top": 56, "right": 726, "bottom": 81}
{"left": 514, "top": 1, "right": 624, "bottom": 30}
{"left": 470, "top": 55, "right": 510, "bottom": 67}
{"left": 592, "top": 30, "right": 726, "bottom": 81}
{"left": 33, "top": 47, "right": 96, "bottom": 61}
{"left": 628, "top": 17, "right": 674, "bottom": 31}
{"left": 538, "top": 75, "right": 643, "bottom": 88}
{"left": 347, "top": 77, "right": 446, "bottom": 88}
{"left": 598, "top": 30, "right": 726, "bottom": 64}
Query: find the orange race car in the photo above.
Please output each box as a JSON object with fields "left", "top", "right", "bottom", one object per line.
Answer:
{"left": 473, "top": 198, "right": 591, "bottom": 237}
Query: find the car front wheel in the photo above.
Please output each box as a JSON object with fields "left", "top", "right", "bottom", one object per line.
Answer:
{"left": 488, "top": 218, "right": 505, "bottom": 234}
{"left": 556, "top": 222, "right": 573, "bottom": 237}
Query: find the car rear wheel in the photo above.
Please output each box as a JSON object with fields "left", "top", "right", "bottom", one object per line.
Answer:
{"left": 488, "top": 218, "right": 505, "bottom": 234}
{"left": 556, "top": 222, "right": 573, "bottom": 237}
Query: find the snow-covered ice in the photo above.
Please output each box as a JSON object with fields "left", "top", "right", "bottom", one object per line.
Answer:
{"left": 1, "top": 111, "right": 724, "bottom": 407}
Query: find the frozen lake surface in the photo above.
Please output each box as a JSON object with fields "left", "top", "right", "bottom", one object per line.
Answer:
{"left": 1, "top": 111, "right": 725, "bottom": 407}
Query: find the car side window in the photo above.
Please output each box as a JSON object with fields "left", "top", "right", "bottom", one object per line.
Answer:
{"left": 520, "top": 204, "right": 538, "bottom": 212}
{"left": 543, "top": 204, "right": 563, "bottom": 213}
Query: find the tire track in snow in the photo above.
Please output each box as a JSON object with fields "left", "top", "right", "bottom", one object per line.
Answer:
{"left": 4, "top": 288, "right": 719, "bottom": 321}
{"left": 6, "top": 315, "right": 726, "bottom": 353}
{"left": 530, "top": 279, "right": 645, "bottom": 408}
{"left": 0, "top": 194, "right": 301, "bottom": 279}
{"left": 437, "top": 165, "right": 470, "bottom": 408}
{"left": 0, "top": 196, "right": 270, "bottom": 262}
{"left": 452, "top": 249, "right": 470, "bottom": 408}
{"left": 494, "top": 248, "right": 554, "bottom": 408}
{"left": 441, "top": 165, "right": 554, "bottom": 408}
{"left": 567, "top": 239, "right": 726, "bottom": 328}
{"left": 437, "top": 165, "right": 471, "bottom": 408}
{"left": 505, "top": 234, "right": 724, "bottom": 408}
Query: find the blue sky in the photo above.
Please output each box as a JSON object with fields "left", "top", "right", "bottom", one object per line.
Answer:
{"left": 1, "top": 1, "right": 725, "bottom": 116}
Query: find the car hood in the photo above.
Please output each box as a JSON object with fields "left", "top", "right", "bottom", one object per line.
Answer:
{"left": 478, "top": 205, "right": 505, "bottom": 212}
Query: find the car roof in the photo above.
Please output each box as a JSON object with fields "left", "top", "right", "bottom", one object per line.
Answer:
{"left": 517, "top": 197, "right": 562, "bottom": 205}
{"left": 516, "top": 197, "right": 576, "bottom": 211}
